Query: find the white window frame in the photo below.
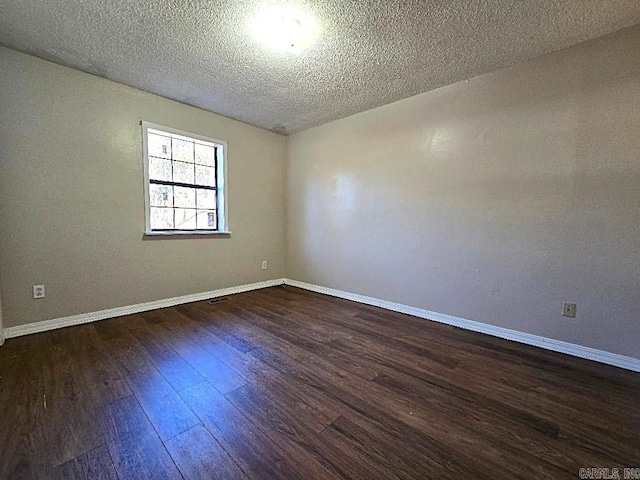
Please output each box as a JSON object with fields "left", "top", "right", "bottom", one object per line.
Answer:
{"left": 141, "top": 121, "right": 229, "bottom": 236}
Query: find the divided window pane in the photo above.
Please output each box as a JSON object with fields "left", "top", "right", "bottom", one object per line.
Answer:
{"left": 149, "top": 184, "right": 173, "bottom": 207}
{"left": 150, "top": 207, "right": 216, "bottom": 230}
{"left": 174, "top": 186, "right": 196, "bottom": 208}
{"left": 173, "top": 161, "right": 195, "bottom": 184}
{"left": 149, "top": 157, "right": 172, "bottom": 182}
{"left": 173, "top": 138, "right": 194, "bottom": 162}
{"left": 196, "top": 188, "right": 217, "bottom": 209}
{"left": 148, "top": 133, "right": 171, "bottom": 159}
{"left": 196, "top": 165, "right": 215, "bottom": 186}
{"left": 196, "top": 210, "right": 217, "bottom": 229}
{"left": 175, "top": 208, "right": 197, "bottom": 230}
{"left": 150, "top": 207, "right": 173, "bottom": 230}
{"left": 146, "top": 125, "right": 223, "bottom": 232}
{"left": 195, "top": 144, "right": 216, "bottom": 167}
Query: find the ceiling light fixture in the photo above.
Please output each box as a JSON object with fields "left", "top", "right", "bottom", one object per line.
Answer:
{"left": 250, "top": 5, "right": 319, "bottom": 55}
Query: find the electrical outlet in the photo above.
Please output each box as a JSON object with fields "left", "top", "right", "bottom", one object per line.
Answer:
{"left": 33, "top": 285, "right": 46, "bottom": 299}
{"left": 261, "top": 260, "right": 267, "bottom": 270}
{"left": 562, "top": 302, "right": 576, "bottom": 318}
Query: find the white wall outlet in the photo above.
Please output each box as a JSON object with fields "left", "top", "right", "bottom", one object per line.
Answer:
{"left": 33, "top": 285, "right": 46, "bottom": 299}
{"left": 261, "top": 260, "right": 267, "bottom": 270}
{"left": 562, "top": 302, "right": 576, "bottom": 318}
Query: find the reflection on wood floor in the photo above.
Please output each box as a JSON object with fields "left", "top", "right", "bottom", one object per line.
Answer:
{"left": 1, "top": 285, "right": 638, "bottom": 479}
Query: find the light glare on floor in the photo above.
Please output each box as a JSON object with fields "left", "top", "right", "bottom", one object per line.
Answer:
{"left": 251, "top": 5, "right": 319, "bottom": 55}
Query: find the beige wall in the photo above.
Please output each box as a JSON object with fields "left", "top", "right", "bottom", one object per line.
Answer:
{"left": 0, "top": 293, "right": 4, "bottom": 345}
{"left": 2, "top": 27, "right": 639, "bottom": 358}
{"left": 287, "top": 26, "right": 640, "bottom": 358}
{"left": 0, "top": 47, "right": 286, "bottom": 329}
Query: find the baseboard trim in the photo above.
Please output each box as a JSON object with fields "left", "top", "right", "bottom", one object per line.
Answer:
{"left": 283, "top": 278, "right": 640, "bottom": 373}
{"left": 4, "top": 277, "right": 639, "bottom": 373}
{"left": 4, "top": 278, "right": 285, "bottom": 340}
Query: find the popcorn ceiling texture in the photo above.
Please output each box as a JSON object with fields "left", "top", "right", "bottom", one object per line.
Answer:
{"left": 0, "top": 0, "right": 638, "bottom": 134}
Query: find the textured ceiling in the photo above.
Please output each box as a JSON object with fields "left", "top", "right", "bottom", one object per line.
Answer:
{"left": 0, "top": 1, "right": 639, "bottom": 134}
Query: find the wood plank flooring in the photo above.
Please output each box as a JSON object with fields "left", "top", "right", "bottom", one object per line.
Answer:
{"left": 1, "top": 285, "right": 638, "bottom": 479}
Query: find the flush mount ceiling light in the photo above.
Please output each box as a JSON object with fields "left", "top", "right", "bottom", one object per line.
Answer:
{"left": 250, "top": 5, "right": 319, "bottom": 55}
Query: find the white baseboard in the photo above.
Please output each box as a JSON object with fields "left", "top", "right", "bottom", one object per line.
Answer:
{"left": 3, "top": 276, "right": 639, "bottom": 373}
{"left": 3, "top": 278, "right": 285, "bottom": 340}
{"left": 283, "top": 278, "right": 640, "bottom": 373}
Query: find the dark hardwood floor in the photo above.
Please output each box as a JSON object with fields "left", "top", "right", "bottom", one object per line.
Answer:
{"left": 1, "top": 285, "right": 638, "bottom": 479}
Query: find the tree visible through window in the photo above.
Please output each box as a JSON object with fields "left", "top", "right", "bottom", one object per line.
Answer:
{"left": 142, "top": 122, "right": 226, "bottom": 234}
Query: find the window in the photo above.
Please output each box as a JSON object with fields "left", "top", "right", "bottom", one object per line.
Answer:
{"left": 142, "top": 122, "right": 227, "bottom": 235}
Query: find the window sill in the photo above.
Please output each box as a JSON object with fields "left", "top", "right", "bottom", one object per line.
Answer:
{"left": 143, "top": 231, "right": 231, "bottom": 240}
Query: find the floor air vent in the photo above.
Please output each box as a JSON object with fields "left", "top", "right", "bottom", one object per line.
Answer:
{"left": 206, "top": 297, "right": 229, "bottom": 305}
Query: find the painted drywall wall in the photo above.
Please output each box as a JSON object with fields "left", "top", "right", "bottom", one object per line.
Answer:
{"left": 0, "top": 293, "right": 4, "bottom": 345}
{"left": 0, "top": 47, "right": 286, "bottom": 329}
{"left": 286, "top": 26, "right": 640, "bottom": 359}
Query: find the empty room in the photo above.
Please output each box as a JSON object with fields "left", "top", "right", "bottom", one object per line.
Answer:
{"left": 1, "top": 1, "right": 639, "bottom": 479}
